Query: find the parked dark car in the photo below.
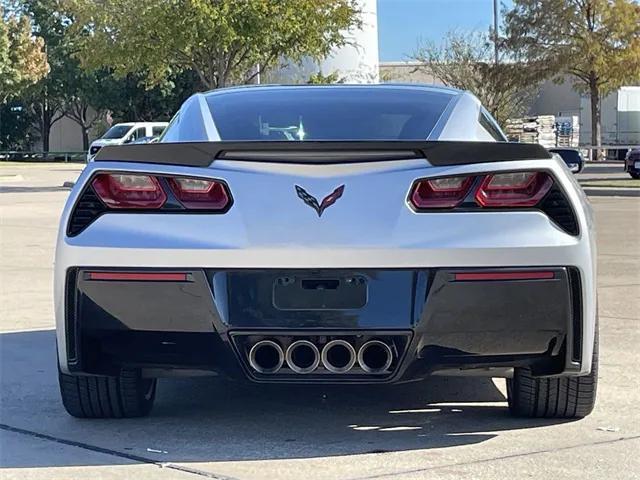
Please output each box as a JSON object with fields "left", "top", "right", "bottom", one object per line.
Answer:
{"left": 625, "top": 148, "right": 640, "bottom": 179}
{"left": 548, "top": 148, "right": 585, "bottom": 174}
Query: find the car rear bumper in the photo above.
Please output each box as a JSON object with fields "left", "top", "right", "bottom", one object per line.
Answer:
{"left": 625, "top": 157, "right": 640, "bottom": 173}
{"left": 60, "top": 266, "right": 585, "bottom": 382}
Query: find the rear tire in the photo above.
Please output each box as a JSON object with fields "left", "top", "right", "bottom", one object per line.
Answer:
{"left": 507, "top": 324, "right": 598, "bottom": 418}
{"left": 59, "top": 368, "right": 157, "bottom": 418}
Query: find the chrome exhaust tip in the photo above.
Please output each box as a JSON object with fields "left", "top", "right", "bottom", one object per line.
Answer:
{"left": 285, "top": 340, "right": 320, "bottom": 374}
{"left": 248, "top": 340, "right": 284, "bottom": 374}
{"left": 321, "top": 339, "right": 356, "bottom": 373}
{"left": 357, "top": 340, "right": 393, "bottom": 374}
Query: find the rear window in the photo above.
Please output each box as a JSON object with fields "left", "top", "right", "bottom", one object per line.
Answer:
{"left": 206, "top": 88, "right": 454, "bottom": 141}
{"left": 152, "top": 126, "right": 166, "bottom": 136}
{"left": 102, "top": 125, "right": 131, "bottom": 140}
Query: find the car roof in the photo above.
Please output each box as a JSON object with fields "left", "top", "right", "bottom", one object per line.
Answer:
{"left": 164, "top": 83, "right": 503, "bottom": 143}
{"left": 202, "top": 83, "right": 464, "bottom": 98}
{"left": 113, "top": 122, "right": 168, "bottom": 127}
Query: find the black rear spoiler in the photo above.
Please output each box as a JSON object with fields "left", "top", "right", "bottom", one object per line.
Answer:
{"left": 94, "top": 141, "right": 550, "bottom": 167}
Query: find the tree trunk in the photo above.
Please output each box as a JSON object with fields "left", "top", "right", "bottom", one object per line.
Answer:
{"left": 589, "top": 75, "right": 602, "bottom": 161}
{"left": 81, "top": 127, "right": 89, "bottom": 151}
{"left": 42, "top": 107, "right": 50, "bottom": 156}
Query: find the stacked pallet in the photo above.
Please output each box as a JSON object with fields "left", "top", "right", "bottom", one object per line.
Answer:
{"left": 554, "top": 116, "right": 580, "bottom": 148}
{"left": 505, "top": 115, "right": 556, "bottom": 148}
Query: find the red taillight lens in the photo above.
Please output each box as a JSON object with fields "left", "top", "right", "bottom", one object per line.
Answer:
{"left": 92, "top": 173, "right": 166, "bottom": 209}
{"left": 87, "top": 271, "right": 188, "bottom": 281}
{"left": 454, "top": 271, "right": 555, "bottom": 281}
{"left": 410, "top": 175, "right": 474, "bottom": 209}
{"left": 167, "top": 177, "right": 230, "bottom": 210}
{"left": 475, "top": 172, "right": 553, "bottom": 207}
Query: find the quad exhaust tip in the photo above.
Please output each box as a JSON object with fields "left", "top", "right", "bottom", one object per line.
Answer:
{"left": 286, "top": 340, "right": 320, "bottom": 374}
{"left": 248, "top": 338, "right": 393, "bottom": 375}
{"left": 248, "top": 340, "right": 284, "bottom": 374}
{"left": 357, "top": 340, "right": 393, "bottom": 374}
{"left": 321, "top": 339, "right": 357, "bottom": 373}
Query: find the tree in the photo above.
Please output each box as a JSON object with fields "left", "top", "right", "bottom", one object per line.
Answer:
{"left": 0, "top": 7, "right": 48, "bottom": 103}
{"left": 504, "top": 0, "right": 640, "bottom": 159}
{"left": 0, "top": 6, "right": 48, "bottom": 149}
{"left": 306, "top": 70, "right": 345, "bottom": 84}
{"left": 61, "top": 69, "right": 107, "bottom": 150}
{"left": 0, "top": 101, "right": 35, "bottom": 149}
{"left": 19, "top": 0, "right": 71, "bottom": 152}
{"left": 94, "top": 71, "right": 200, "bottom": 124}
{"left": 66, "top": 0, "right": 362, "bottom": 90}
{"left": 411, "top": 31, "right": 546, "bottom": 126}
{"left": 65, "top": 70, "right": 200, "bottom": 147}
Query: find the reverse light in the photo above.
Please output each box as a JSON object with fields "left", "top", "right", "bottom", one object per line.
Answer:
{"left": 167, "top": 177, "right": 230, "bottom": 210}
{"left": 92, "top": 173, "right": 166, "bottom": 209}
{"left": 475, "top": 171, "right": 553, "bottom": 207}
{"left": 410, "top": 175, "right": 475, "bottom": 209}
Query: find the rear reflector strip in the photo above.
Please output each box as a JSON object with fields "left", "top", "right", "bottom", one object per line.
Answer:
{"left": 87, "top": 272, "right": 189, "bottom": 282}
{"left": 454, "top": 271, "right": 555, "bottom": 281}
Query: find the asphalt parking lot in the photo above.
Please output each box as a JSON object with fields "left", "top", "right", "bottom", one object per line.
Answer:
{"left": 1, "top": 163, "right": 639, "bottom": 479}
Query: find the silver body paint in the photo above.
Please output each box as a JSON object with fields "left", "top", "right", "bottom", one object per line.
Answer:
{"left": 55, "top": 85, "right": 596, "bottom": 375}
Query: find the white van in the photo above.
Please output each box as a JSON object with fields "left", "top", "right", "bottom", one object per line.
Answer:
{"left": 87, "top": 122, "right": 168, "bottom": 161}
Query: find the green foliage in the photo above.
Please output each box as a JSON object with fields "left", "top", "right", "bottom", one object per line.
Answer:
{"left": 94, "top": 71, "right": 200, "bottom": 124}
{"left": 504, "top": 0, "right": 640, "bottom": 94}
{"left": 0, "top": 6, "right": 48, "bottom": 102}
{"left": 504, "top": 0, "right": 640, "bottom": 152}
{"left": 0, "top": 101, "right": 34, "bottom": 149}
{"left": 66, "top": 0, "right": 362, "bottom": 89}
{"left": 18, "top": 0, "right": 74, "bottom": 150}
{"left": 306, "top": 70, "right": 345, "bottom": 85}
{"left": 411, "top": 31, "right": 545, "bottom": 126}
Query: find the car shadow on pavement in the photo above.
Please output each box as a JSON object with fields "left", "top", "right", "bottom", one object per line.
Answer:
{"left": 0, "top": 329, "right": 572, "bottom": 468}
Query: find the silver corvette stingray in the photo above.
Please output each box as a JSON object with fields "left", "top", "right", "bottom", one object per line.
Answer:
{"left": 55, "top": 84, "right": 597, "bottom": 419}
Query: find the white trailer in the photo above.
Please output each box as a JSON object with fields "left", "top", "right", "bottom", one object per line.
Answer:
{"left": 579, "top": 86, "right": 640, "bottom": 147}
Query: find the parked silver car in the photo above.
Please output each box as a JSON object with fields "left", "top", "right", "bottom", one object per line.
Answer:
{"left": 55, "top": 85, "right": 598, "bottom": 419}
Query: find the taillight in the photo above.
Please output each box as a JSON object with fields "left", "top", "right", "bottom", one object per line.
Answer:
{"left": 92, "top": 173, "right": 166, "bottom": 209}
{"left": 410, "top": 175, "right": 474, "bottom": 209}
{"left": 475, "top": 172, "right": 553, "bottom": 207}
{"left": 167, "top": 177, "right": 229, "bottom": 210}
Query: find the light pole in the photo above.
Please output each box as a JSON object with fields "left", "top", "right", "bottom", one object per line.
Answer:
{"left": 493, "top": 0, "right": 499, "bottom": 64}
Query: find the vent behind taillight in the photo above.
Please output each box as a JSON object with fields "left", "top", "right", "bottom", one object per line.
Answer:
{"left": 67, "top": 186, "right": 107, "bottom": 236}
{"left": 539, "top": 186, "right": 579, "bottom": 235}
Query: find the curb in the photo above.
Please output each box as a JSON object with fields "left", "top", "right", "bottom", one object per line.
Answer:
{"left": 583, "top": 188, "right": 640, "bottom": 198}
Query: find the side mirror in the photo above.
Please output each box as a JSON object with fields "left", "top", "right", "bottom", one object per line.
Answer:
{"left": 123, "top": 136, "right": 133, "bottom": 144}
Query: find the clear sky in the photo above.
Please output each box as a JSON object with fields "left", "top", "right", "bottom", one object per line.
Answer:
{"left": 377, "top": 0, "right": 512, "bottom": 61}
